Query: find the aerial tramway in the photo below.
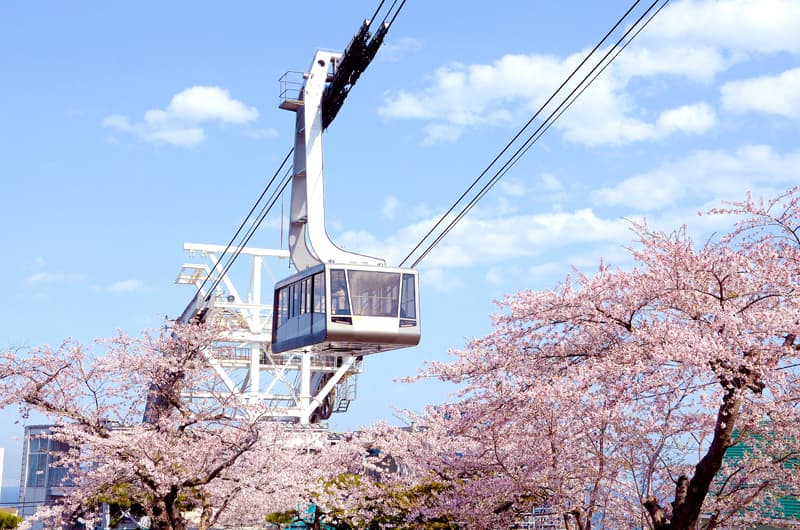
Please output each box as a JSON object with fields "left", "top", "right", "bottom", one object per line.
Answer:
{"left": 272, "top": 32, "right": 420, "bottom": 355}
{"left": 169, "top": 0, "right": 662, "bottom": 426}
{"left": 172, "top": 12, "right": 419, "bottom": 425}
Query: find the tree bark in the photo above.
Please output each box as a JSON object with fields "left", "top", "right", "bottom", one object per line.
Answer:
{"left": 644, "top": 495, "right": 667, "bottom": 530}
{"left": 652, "top": 387, "right": 741, "bottom": 530}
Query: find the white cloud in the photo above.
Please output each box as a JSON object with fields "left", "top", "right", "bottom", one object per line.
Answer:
{"left": 380, "top": 48, "right": 720, "bottom": 146}
{"left": 146, "top": 126, "right": 206, "bottom": 146}
{"left": 641, "top": 0, "right": 800, "bottom": 55}
{"left": 380, "top": 36, "right": 423, "bottom": 63}
{"left": 107, "top": 279, "right": 145, "bottom": 294}
{"left": 103, "top": 114, "right": 132, "bottom": 131}
{"left": 410, "top": 203, "right": 434, "bottom": 220}
{"left": 485, "top": 267, "right": 504, "bottom": 286}
{"left": 383, "top": 207, "right": 631, "bottom": 270}
{"left": 721, "top": 67, "right": 800, "bottom": 119}
{"left": 421, "top": 267, "right": 465, "bottom": 293}
{"left": 591, "top": 144, "right": 800, "bottom": 211}
{"left": 561, "top": 100, "right": 716, "bottom": 146}
{"left": 497, "top": 179, "right": 526, "bottom": 198}
{"left": 378, "top": 0, "right": 800, "bottom": 145}
{"left": 103, "top": 86, "right": 258, "bottom": 147}
{"left": 166, "top": 86, "right": 257, "bottom": 123}
{"left": 540, "top": 173, "right": 564, "bottom": 193}
{"left": 332, "top": 143, "right": 800, "bottom": 292}
{"left": 422, "top": 123, "right": 465, "bottom": 145}
{"left": 657, "top": 103, "right": 717, "bottom": 134}
{"left": 612, "top": 45, "right": 730, "bottom": 84}
{"left": 245, "top": 128, "right": 280, "bottom": 140}
{"left": 25, "top": 271, "right": 84, "bottom": 286}
{"left": 526, "top": 262, "right": 568, "bottom": 284}
{"left": 379, "top": 53, "right": 565, "bottom": 139}
{"left": 23, "top": 270, "right": 144, "bottom": 295}
{"left": 382, "top": 195, "right": 400, "bottom": 220}
{"left": 565, "top": 243, "right": 635, "bottom": 272}
{"left": 484, "top": 263, "right": 562, "bottom": 289}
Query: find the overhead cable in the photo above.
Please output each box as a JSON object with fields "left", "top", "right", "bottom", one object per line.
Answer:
{"left": 195, "top": 148, "right": 293, "bottom": 300}
{"left": 408, "top": 0, "right": 668, "bottom": 268}
{"left": 382, "top": 0, "right": 408, "bottom": 28}
{"left": 400, "top": 0, "right": 670, "bottom": 269}
{"left": 202, "top": 161, "right": 294, "bottom": 300}
{"left": 370, "top": 0, "right": 387, "bottom": 24}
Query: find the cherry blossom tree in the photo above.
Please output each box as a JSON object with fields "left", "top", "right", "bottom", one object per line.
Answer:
{"left": 0, "top": 324, "right": 340, "bottom": 530}
{"left": 385, "top": 187, "right": 800, "bottom": 529}
{"left": 317, "top": 424, "right": 465, "bottom": 529}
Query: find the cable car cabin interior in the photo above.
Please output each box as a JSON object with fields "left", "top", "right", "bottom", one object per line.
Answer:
{"left": 271, "top": 263, "right": 420, "bottom": 354}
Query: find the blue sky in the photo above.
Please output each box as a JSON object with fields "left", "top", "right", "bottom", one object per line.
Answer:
{"left": 2, "top": 0, "right": 800, "bottom": 489}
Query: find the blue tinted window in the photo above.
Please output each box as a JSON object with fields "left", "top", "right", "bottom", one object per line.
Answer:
{"left": 330, "top": 269, "right": 351, "bottom": 315}
{"left": 400, "top": 274, "right": 416, "bottom": 319}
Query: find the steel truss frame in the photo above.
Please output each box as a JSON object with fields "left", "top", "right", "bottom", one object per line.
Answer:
{"left": 175, "top": 242, "right": 363, "bottom": 424}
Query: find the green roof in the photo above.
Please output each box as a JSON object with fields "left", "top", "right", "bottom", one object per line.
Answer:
{"left": 721, "top": 432, "right": 799, "bottom": 522}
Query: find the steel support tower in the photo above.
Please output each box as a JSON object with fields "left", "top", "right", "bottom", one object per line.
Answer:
{"left": 175, "top": 243, "right": 362, "bottom": 424}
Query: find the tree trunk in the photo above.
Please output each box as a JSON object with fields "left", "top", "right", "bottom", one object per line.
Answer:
{"left": 645, "top": 387, "right": 742, "bottom": 530}
{"left": 152, "top": 487, "right": 189, "bottom": 530}
{"left": 198, "top": 504, "right": 214, "bottom": 530}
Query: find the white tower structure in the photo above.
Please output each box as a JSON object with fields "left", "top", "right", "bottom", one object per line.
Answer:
{"left": 175, "top": 243, "right": 363, "bottom": 424}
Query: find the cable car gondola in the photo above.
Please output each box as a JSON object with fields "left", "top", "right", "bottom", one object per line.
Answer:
{"left": 272, "top": 48, "right": 421, "bottom": 357}
{"left": 271, "top": 263, "right": 420, "bottom": 354}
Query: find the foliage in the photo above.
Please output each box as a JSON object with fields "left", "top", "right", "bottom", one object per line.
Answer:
{"left": 318, "top": 465, "right": 461, "bottom": 529}
{"left": 264, "top": 509, "right": 300, "bottom": 525}
{"left": 5, "top": 187, "right": 800, "bottom": 530}
{"left": 0, "top": 324, "right": 342, "bottom": 530}
{"left": 0, "top": 512, "right": 22, "bottom": 529}
{"left": 376, "top": 187, "right": 800, "bottom": 529}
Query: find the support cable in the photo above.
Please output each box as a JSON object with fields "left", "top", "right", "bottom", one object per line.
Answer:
{"left": 410, "top": 0, "right": 669, "bottom": 269}
{"left": 399, "top": 0, "right": 643, "bottom": 267}
{"left": 400, "top": 0, "right": 668, "bottom": 269}
{"left": 457, "top": 0, "right": 672, "bottom": 244}
{"left": 203, "top": 165, "right": 294, "bottom": 300}
{"left": 370, "top": 0, "right": 387, "bottom": 24}
{"left": 194, "top": 148, "right": 293, "bottom": 301}
{"left": 382, "top": 0, "right": 407, "bottom": 29}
